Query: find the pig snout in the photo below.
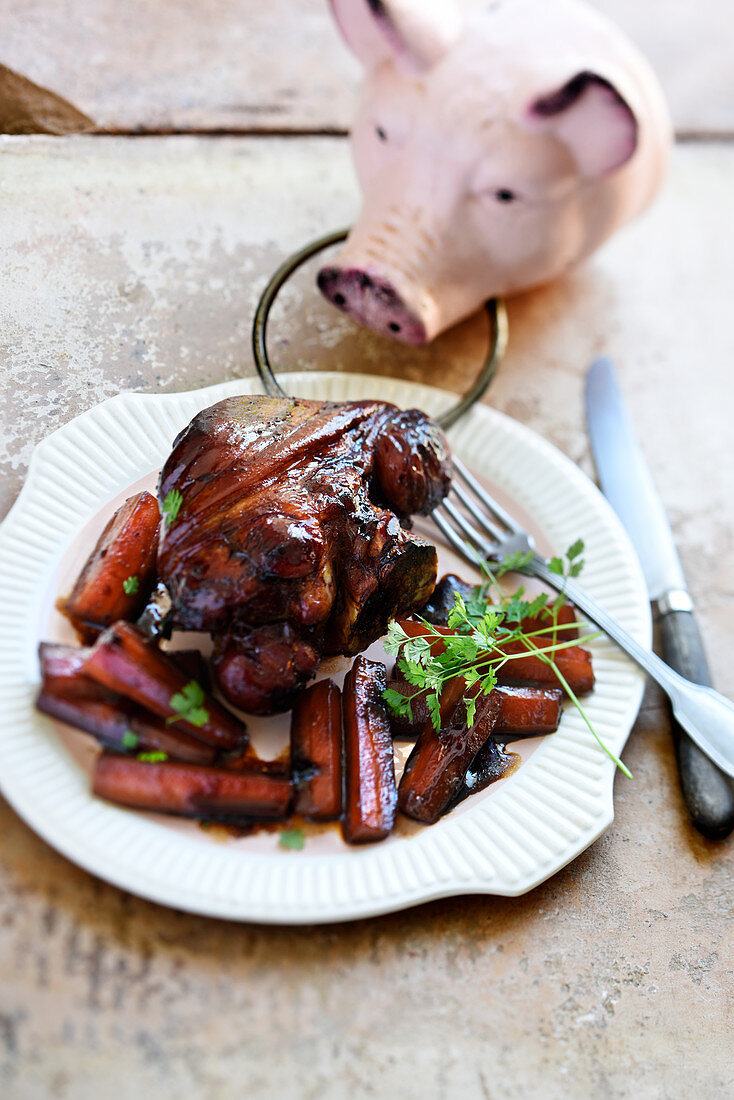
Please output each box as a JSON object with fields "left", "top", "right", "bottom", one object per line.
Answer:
{"left": 317, "top": 266, "right": 428, "bottom": 345}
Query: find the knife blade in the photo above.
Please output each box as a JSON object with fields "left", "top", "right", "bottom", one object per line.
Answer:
{"left": 585, "top": 358, "right": 734, "bottom": 839}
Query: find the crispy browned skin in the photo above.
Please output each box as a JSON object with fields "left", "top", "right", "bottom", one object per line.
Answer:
{"left": 342, "top": 657, "right": 397, "bottom": 843}
{"left": 386, "top": 679, "right": 563, "bottom": 740}
{"left": 291, "top": 679, "right": 343, "bottom": 819}
{"left": 37, "top": 643, "right": 218, "bottom": 764}
{"left": 395, "top": 620, "right": 594, "bottom": 696}
{"left": 398, "top": 685, "right": 503, "bottom": 824}
{"left": 93, "top": 754, "right": 293, "bottom": 820}
{"left": 82, "top": 622, "right": 247, "bottom": 750}
{"left": 157, "top": 396, "right": 450, "bottom": 713}
{"left": 63, "top": 491, "right": 161, "bottom": 640}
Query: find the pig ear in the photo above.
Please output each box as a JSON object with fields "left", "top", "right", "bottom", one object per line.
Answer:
{"left": 329, "top": 0, "right": 462, "bottom": 74}
{"left": 528, "top": 72, "right": 639, "bottom": 177}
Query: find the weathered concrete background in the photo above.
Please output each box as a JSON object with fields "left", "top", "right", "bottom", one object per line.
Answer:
{"left": 1, "top": 4, "right": 733, "bottom": 1098}
{"left": 2, "top": 0, "right": 733, "bottom": 134}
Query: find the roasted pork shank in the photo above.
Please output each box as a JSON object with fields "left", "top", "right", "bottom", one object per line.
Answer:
{"left": 157, "top": 396, "right": 451, "bottom": 713}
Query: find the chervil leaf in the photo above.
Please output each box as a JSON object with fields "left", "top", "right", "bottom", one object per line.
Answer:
{"left": 401, "top": 659, "right": 427, "bottom": 687}
{"left": 167, "top": 679, "right": 209, "bottom": 727}
{"left": 383, "top": 688, "right": 413, "bottom": 719}
{"left": 121, "top": 729, "right": 139, "bottom": 750}
{"left": 405, "top": 535, "right": 629, "bottom": 779}
{"left": 465, "top": 695, "right": 477, "bottom": 729}
{"left": 426, "top": 692, "right": 441, "bottom": 732}
{"left": 480, "top": 670, "right": 497, "bottom": 694}
{"left": 279, "top": 828, "right": 305, "bottom": 851}
{"left": 567, "top": 538, "right": 585, "bottom": 561}
{"left": 162, "top": 489, "right": 183, "bottom": 527}
{"left": 122, "top": 575, "right": 139, "bottom": 596}
{"left": 524, "top": 593, "right": 551, "bottom": 618}
{"left": 496, "top": 550, "right": 535, "bottom": 577}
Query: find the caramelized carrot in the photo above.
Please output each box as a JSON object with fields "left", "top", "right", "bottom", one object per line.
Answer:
{"left": 82, "top": 622, "right": 247, "bottom": 749}
{"left": 386, "top": 679, "right": 563, "bottom": 740}
{"left": 93, "top": 754, "right": 292, "bottom": 820}
{"left": 290, "top": 679, "right": 343, "bottom": 819}
{"left": 63, "top": 491, "right": 161, "bottom": 639}
{"left": 37, "top": 644, "right": 218, "bottom": 764}
{"left": 342, "top": 657, "right": 397, "bottom": 843}
{"left": 495, "top": 685, "right": 563, "bottom": 736}
{"left": 398, "top": 685, "right": 502, "bottom": 824}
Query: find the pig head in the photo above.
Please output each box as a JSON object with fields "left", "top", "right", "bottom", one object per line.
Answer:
{"left": 318, "top": 0, "right": 672, "bottom": 344}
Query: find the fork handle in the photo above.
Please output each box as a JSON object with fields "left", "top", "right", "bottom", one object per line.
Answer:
{"left": 528, "top": 556, "right": 734, "bottom": 782}
{"left": 658, "top": 608, "right": 734, "bottom": 839}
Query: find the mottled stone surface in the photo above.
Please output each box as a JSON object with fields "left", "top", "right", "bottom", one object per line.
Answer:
{"left": 1, "top": 133, "right": 733, "bottom": 1098}
{"left": 2, "top": 0, "right": 733, "bottom": 134}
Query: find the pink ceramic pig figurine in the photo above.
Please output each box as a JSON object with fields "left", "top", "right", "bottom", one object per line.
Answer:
{"left": 319, "top": 0, "right": 672, "bottom": 344}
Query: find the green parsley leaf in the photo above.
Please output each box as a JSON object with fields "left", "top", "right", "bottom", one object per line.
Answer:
{"left": 137, "top": 751, "right": 168, "bottom": 763}
{"left": 121, "top": 729, "right": 139, "bottom": 750}
{"left": 384, "top": 620, "right": 411, "bottom": 657}
{"left": 388, "top": 535, "right": 626, "bottom": 776}
{"left": 122, "top": 575, "right": 139, "bottom": 596}
{"left": 383, "top": 688, "right": 413, "bottom": 719}
{"left": 567, "top": 538, "right": 585, "bottom": 561}
{"left": 426, "top": 692, "right": 442, "bottom": 732}
{"left": 162, "top": 489, "right": 183, "bottom": 527}
{"left": 167, "top": 679, "right": 209, "bottom": 728}
{"left": 496, "top": 549, "right": 535, "bottom": 577}
{"left": 524, "top": 593, "right": 551, "bottom": 618}
{"left": 279, "top": 828, "right": 305, "bottom": 851}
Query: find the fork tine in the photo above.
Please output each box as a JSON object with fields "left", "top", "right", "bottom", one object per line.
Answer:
{"left": 432, "top": 509, "right": 481, "bottom": 566}
{"left": 452, "top": 457, "right": 523, "bottom": 535}
{"left": 441, "top": 500, "right": 496, "bottom": 558}
{"left": 451, "top": 481, "right": 504, "bottom": 541}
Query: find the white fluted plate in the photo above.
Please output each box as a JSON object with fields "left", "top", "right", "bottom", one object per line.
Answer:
{"left": 0, "top": 372, "right": 650, "bottom": 923}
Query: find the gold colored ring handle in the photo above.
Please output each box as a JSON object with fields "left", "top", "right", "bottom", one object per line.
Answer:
{"left": 252, "top": 228, "right": 508, "bottom": 430}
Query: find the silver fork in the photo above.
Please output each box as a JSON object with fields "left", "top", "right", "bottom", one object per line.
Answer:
{"left": 432, "top": 457, "right": 734, "bottom": 778}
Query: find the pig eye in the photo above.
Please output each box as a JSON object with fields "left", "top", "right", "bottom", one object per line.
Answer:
{"left": 495, "top": 188, "right": 517, "bottom": 203}
{"left": 375, "top": 125, "right": 388, "bottom": 142}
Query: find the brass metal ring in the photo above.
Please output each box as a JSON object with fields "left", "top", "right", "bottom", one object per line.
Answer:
{"left": 252, "top": 228, "right": 508, "bottom": 430}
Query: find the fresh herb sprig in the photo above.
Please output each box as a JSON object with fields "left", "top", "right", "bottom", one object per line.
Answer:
{"left": 279, "top": 828, "right": 305, "bottom": 851}
{"left": 383, "top": 542, "right": 631, "bottom": 777}
{"left": 167, "top": 680, "right": 209, "bottom": 728}
{"left": 123, "top": 575, "right": 139, "bottom": 596}
{"left": 162, "top": 489, "right": 183, "bottom": 527}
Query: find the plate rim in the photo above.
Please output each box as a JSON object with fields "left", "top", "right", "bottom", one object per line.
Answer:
{"left": 0, "top": 372, "right": 651, "bottom": 924}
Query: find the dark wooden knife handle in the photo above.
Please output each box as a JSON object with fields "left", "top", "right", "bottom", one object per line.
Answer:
{"left": 659, "top": 609, "right": 734, "bottom": 839}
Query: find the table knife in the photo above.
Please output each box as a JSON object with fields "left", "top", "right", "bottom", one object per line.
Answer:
{"left": 585, "top": 358, "right": 734, "bottom": 839}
